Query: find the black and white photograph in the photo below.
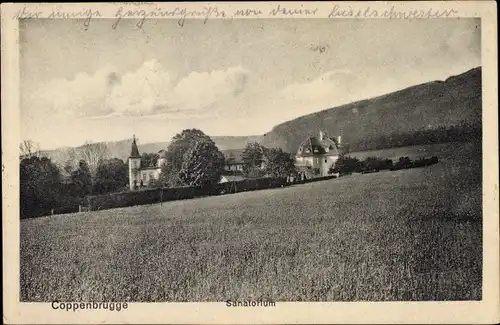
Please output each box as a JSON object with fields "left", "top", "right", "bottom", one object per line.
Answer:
{"left": 2, "top": 2, "right": 499, "bottom": 324}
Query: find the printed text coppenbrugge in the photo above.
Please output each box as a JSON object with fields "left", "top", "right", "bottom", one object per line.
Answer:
{"left": 52, "top": 301, "right": 128, "bottom": 312}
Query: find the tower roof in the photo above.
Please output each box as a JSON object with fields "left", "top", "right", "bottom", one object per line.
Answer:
{"left": 296, "top": 131, "right": 340, "bottom": 157}
{"left": 130, "top": 135, "right": 140, "bottom": 159}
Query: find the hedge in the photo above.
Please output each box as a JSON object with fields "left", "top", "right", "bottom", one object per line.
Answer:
{"left": 390, "top": 156, "right": 439, "bottom": 170}
{"left": 85, "top": 177, "right": 290, "bottom": 212}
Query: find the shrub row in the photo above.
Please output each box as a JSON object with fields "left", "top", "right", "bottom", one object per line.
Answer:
{"left": 86, "top": 177, "right": 289, "bottom": 212}
{"left": 85, "top": 175, "right": 342, "bottom": 213}
{"left": 332, "top": 155, "right": 439, "bottom": 175}
{"left": 293, "top": 174, "right": 340, "bottom": 185}
{"left": 358, "top": 156, "right": 439, "bottom": 173}
{"left": 390, "top": 156, "right": 439, "bottom": 171}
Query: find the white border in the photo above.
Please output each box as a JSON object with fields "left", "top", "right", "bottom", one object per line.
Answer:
{"left": 2, "top": 2, "right": 498, "bottom": 324}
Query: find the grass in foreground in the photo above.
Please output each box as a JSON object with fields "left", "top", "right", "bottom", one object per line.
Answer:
{"left": 20, "top": 142, "right": 482, "bottom": 301}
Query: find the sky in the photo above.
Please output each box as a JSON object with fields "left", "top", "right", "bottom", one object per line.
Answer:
{"left": 20, "top": 18, "right": 481, "bottom": 150}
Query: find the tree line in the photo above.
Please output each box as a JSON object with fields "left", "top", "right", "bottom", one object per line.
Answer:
{"left": 19, "top": 129, "right": 298, "bottom": 218}
{"left": 20, "top": 141, "right": 130, "bottom": 218}
{"left": 150, "top": 129, "right": 296, "bottom": 188}
{"left": 343, "top": 121, "right": 481, "bottom": 153}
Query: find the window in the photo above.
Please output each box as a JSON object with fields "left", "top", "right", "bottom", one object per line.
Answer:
{"left": 325, "top": 159, "right": 327, "bottom": 163}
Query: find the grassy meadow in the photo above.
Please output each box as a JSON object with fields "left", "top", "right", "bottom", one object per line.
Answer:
{"left": 20, "top": 142, "right": 482, "bottom": 302}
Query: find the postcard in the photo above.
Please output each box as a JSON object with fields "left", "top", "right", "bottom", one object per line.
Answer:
{"left": 2, "top": 1, "right": 498, "bottom": 324}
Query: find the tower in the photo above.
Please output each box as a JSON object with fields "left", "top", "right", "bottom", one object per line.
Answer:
{"left": 128, "top": 135, "right": 141, "bottom": 190}
{"left": 157, "top": 150, "right": 168, "bottom": 168}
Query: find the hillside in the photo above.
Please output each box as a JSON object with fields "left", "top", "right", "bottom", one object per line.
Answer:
{"left": 259, "top": 66, "right": 481, "bottom": 153}
{"left": 42, "top": 136, "right": 263, "bottom": 166}
{"left": 43, "top": 67, "right": 481, "bottom": 165}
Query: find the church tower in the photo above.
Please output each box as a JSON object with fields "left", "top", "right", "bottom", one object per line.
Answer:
{"left": 128, "top": 135, "right": 141, "bottom": 190}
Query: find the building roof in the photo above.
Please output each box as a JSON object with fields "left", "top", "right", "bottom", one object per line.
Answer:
{"left": 220, "top": 175, "right": 246, "bottom": 183}
{"left": 296, "top": 131, "right": 340, "bottom": 157}
{"left": 222, "top": 149, "right": 245, "bottom": 164}
{"left": 158, "top": 149, "right": 168, "bottom": 159}
{"left": 130, "top": 135, "right": 141, "bottom": 159}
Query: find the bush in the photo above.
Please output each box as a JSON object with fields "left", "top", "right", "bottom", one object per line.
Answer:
{"left": 331, "top": 155, "right": 362, "bottom": 175}
{"left": 411, "top": 156, "right": 439, "bottom": 168}
{"left": 360, "top": 157, "right": 393, "bottom": 173}
{"left": 392, "top": 157, "right": 413, "bottom": 170}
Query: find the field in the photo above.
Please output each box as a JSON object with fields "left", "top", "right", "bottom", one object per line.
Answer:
{"left": 348, "top": 142, "right": 475, "bottom": 161}
{"left": 20, "top": 142, "right": 482, "bottom": 302}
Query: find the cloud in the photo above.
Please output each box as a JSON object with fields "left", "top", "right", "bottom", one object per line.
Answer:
{"left": 280, "top": 70, "right": 363, "bottom": 110}
{"left": 171, "top": 66, "right": 248, "bottom": 113}
{"left": 33, "top": 60, "right": 250, "bottom": 118}
{"left": 35, "top": 65, "right": 117, "bottom": 118}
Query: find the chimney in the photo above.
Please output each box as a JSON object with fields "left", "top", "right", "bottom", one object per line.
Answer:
{"left": 337, "top": 135, "right": 342, "bottom": 145}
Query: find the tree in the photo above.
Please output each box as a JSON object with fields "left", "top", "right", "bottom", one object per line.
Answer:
{"left": 20, "top": 156, "right": 62, "bottom": 218}
{"left": 166, "top": 129, "right": 213, "bottom": 169}
{"left": 265, "top": 148, "right": 297, "bottom": 178}
{"left": 141, "top": 152, "right": 159, "bottom": 167}
{"left": 163, "top": 129, "right": 215, "bottom": 186}
{"left": 67, "top": 141, "right": 109, "bottom": 184}
{"left": 19, "top": 140, "right": 41, "bottom": 159}
{"left": 62, "top": 159, "right": 74, "bottom": 177}
{"left": 93, "top": 158, "right": 129, "bottom": 194}
{"left": 246, "top": 167, "right": 266, "bottom": 179}
{"left": 179, "top": 139, "right": 225, "bottom": 187}
{"left": 242, "top": 142, "right": 264, "bottom": 177}
{"left": 331, "top": 154, "right": 361, "bottom": 174}
{"left": 159, "top": 164, "right": 184, "bottom": 188}
{"left": 70, "top": 160, "right": 92, "bottom": 197}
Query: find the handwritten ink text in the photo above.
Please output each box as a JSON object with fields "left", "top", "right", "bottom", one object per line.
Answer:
{"left": 48, "top": 9, "right": 101, "bottom": 30}
{"left": 328, "top": 5, "right": 459, "bottom": 19}
{"left": 233, "top": 9, "right": 263, "bottom": 17}
{"left": 113, "top": 6, "right": 226, "bottom": 29}
{"left": 269, "top": 5, "right": 318, "bottom": 16}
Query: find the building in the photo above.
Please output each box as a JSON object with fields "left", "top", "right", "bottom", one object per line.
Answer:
{"left": 221, "top": 148, "right": 268, "bottom": 176}
{"left": 222, "top": 149, "right": 246, "bottom": 172}
{"left": 295, "top": 131, "right": 341, "bottom": 179}
{"left": 128, "top": 136, "right": 167, "bottom": 190}
{"left": 128, "top": 137, "right": 262, "bottom": 190}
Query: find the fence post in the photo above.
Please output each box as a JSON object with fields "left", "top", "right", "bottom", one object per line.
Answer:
{"left": 79, "top": 205, "right": 81, "bottom": 212}
{"left": 160, "top": 188, "right": 163, "bottom": 206}
{"left": 51, "top": 208, "right": 54, "bottom": 215}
